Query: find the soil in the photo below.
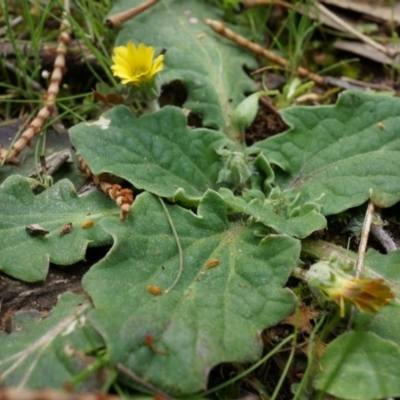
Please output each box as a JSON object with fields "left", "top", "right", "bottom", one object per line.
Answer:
{"left": 0, "top": 246, "right": 109, "bottom": 333}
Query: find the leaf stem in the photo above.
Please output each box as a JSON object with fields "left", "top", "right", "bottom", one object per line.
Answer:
{"left": 158, "top": 197, "right": 183, "bottom": 294}
{"left": 147, "top": 98, "right": 160, "bottom": 113}
{"left": 202, "top": 334, "right": 295, "bottom": 397}
{"left": 292, "top": 311, "right": 327, "bottom": 400}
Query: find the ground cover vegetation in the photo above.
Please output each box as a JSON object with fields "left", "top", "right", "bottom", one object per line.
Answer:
{"left": 1, "top": 0, "right": 400, "bottom": 399}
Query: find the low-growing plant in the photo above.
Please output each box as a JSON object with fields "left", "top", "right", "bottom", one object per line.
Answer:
{"left": 1, "top": 1, "right": 400, "bottom": 400}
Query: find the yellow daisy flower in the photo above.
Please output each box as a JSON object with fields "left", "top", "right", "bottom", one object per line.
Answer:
{"left": 110, "top": 42, "right": 164, "bottom": 87}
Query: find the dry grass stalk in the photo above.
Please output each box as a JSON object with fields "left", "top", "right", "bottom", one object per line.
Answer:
{"left": 106, "top": 0, "right": 160, "bottom": 28}
{"left": 0, "top": 2, "right": 72, "bottom": 164}
{"left": 204, "top": 19, "right": 325, "bottom": 86}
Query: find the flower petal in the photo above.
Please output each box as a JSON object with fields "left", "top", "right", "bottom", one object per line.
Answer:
{"left": 110, "top": 41, "right": 164, "bottom": 87}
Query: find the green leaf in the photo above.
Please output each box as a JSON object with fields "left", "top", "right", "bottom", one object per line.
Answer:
{"left": 69, "top": 106, "right": 226, "bottom": 205}
{"left": 313, "top": 331, "right": 400, "bottom": 400}
{"left": 84, "top": 191, "right": 300, "bottom": 395}
{"left": 0, "top": 293, "right": 103, "bottom": 390}
{"left": 219, "top": 188, "right": 327, "bottom": 238}
{"left": 233, "top": 91, "right": 270, "bottom": 131}
{"left": 110, "top": 0, "right": 257, "bottom": 135}
{"left": 0, "top": 175, "right": 116, "bottom": 282}
{"left": 254, "top": 91, "right": 400, "bottom": 215}
{"left": 245, "top": 198, "right": 326, "bottom": 238}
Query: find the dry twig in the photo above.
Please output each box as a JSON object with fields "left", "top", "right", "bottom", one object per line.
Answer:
{"left": 0, "top": 1, "right": 71, "bottom": 164}
{"left": 316, "top": 2, "right": 395, "bottom": 58}
{"left": 106, "top": 0, "right": 160, "bottom": 28}
{"left": 355, "top": 198, "right": 374, "bottom": 278}
{"left": 204, "top": 19, "right": 325, "bottom": 86}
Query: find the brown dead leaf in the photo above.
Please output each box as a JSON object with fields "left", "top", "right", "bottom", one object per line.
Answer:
{"left": 283, "top": 303, "right": 320, "bottom": 334}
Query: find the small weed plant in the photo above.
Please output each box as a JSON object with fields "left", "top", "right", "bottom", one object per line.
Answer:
{"left": 1, "top": 1, "right": 400, "bottom": 400}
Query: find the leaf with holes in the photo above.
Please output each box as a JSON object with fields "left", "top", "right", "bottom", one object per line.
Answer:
{"left": 109, "top": 0, "right": 257, "bottom": 135}
{"left": 254, "top": 91, "right": 400, "bottom": 215}
{"left": 0, "top": 175, "right": 115, "bottom": 282}
{"left": 83, "top": 190, "right": 300, "bottom": 395}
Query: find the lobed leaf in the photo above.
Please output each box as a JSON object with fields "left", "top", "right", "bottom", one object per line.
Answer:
{"left": 69, "top": 106, "right": 226, "bottom": 205}
{"left": 255, "top": 91, "right": 400, "bottom": 215}
{"left": 0, "top": 175, "right": 116, "bottom": 282}
{"left": 83, "top": 190, "right": 300, "bottom": 395}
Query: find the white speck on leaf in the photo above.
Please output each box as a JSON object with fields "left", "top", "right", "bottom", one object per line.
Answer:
{"left": 86, "top": 116, "right": 110, "bottom": 130}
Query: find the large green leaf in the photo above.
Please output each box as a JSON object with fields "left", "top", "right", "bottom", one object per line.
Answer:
{"left": 255, "top": 91, "right": 400, "bottom": 215}
{"left": 84, "top": 190, "right": 300, "bottom": 395}
{"left": 313, "top": 331, "right": 400, "bottom": 400}
{"left": 0, "top": 175, "right": 115, "bottom": 282}
{"left": 109, "top": 0, "right": 257, "bottom": 135}
{"left": 0, "top": 293, "right": 103, "bottom": 390}
{"left": 69, "top": 106, "right": 226, "bottom": 205}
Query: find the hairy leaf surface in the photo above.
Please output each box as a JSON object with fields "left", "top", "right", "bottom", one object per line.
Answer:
{"left": 313, "top": 332, "right": 400, "bottom": 400}
{"left": 69, "top": 106, "right": 226, "bottom": 205}
{"left": 84, "top": 191, "right": 300, "bottom": 395}
{"left": 219, "top": 188, "right": 327, "bottom": 238}
{"left": 255, "top": 91, "right": 400, "bottom": 215}
{"left": 0, "top": 176, "right": 115, "bottom": 281}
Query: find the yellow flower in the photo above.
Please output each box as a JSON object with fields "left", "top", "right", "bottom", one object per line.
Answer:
{"left": 306, "top": 257, "right": 395, "bottom": 318}
{"left": 110, "top": 42, "right": 164, "bottom": 87}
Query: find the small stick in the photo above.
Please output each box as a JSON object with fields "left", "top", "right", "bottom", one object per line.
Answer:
{"left": 115, "top": 363, "right": 174, "bottom": 400}
{"left": 4, "top": 60, "right": 44, "bottom": 92}
{"left": 348, "top": 197, "right": 374, "bottom": 330}
{"left": 355, "top": 198, "right": 374, "bottom": 278}
{"left": 0, "top": 0, "right": 71, "bottom": 164}
{"left": 204, "top": 19, "right": 325, "bottom": 86}
{"left": 0, "top": 15, "right": 24, "bottom": 35}
{"left": 106, "top": 0, "right": 160, "bottom": 28}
